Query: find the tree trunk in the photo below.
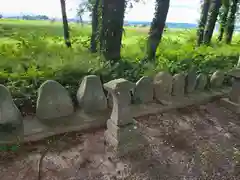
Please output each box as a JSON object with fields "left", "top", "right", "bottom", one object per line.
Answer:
{"left": 225, "top": 0, "right": 239, "bottom": 44}
{"left": 60, "top": 0, "right": 71, "bottom": 48}
{"left": 90, "top": 0, "right": 100, "bottom": 53}
{"left": 80, "top": 15, "right": 84, "bottom": 27}
{"left": 146, "top": 0, "right": 170, "bottom": 60}
{"left": 197, "top": 0, "right": 210, "bottom": 46}
{"left": 99, "top": 0, "right": 104, "bottom": 52}
{"left": 217, "top": 1, "right": 230, "bottom": 41}
{"left": 203, "top": 0, "right": 222, "bottom": 45}
{"left": 101, "top": 0, "right": 126, "bottom": 62}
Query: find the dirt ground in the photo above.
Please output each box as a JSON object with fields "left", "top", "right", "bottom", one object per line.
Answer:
{"left": 1, "top": 101, "right": 240, "bottom": 180}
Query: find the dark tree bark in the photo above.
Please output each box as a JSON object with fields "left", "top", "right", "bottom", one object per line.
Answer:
{"left": 101, "top": 0, "right": 126, "bottom": 62}
{"left": 90, "top": 0, "right": 100, "bottom": 53}
{"left": 60, "top": 0, "right": 71, "bottom": 48}
{"left": 225, "top": 0, "right": 239, "bottom": 44}
{"left": 79, "top": 15, "right": 84, "bottom": 26}
{"left": 203, "top": 0, "right": 222, "bottom": 45}
{"left": 197, "top": 0, "right": 210, "bottom": 46}
{"left": 146, "top": 0, "right": 170, "bottom": 60}
{"left": 217, "top": 2, "right": 230, "bottom": 41}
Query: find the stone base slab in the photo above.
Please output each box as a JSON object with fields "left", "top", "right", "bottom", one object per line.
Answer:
{"left": 0, "top": 87, "right": 230, "bottom": 145}
{"left": 220, "top": 98, "right": 240, "bottom": 114}
{"left": 106, "top": 119, "right": 140, "bottom": 141}
{"left": 104, "top": 130, "right": 147, "bottom": 156}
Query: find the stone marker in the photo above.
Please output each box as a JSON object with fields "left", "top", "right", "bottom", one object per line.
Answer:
{"left": 220, "top": 68, "right": 240, "bottom": 113}
{"left": 133, "top": 76, "right": 153, "bottom": 104}
{"left": 77, "top": 75, "right": 107, "bottom": 113}
{"left": 106, "top": 119, "right": 140, "bottom": 142}
{"left": 0, "top": 85, "right": 23, "bottom": 143}
{"left": 107, "top": 91, "right": 133, "bottom": 108}
{"left": 228, "top": 68, "right": 240, "bottom": 78}
{"left": 103, "top": 78, "right": 146, "bottom": 155}
{"left": 195, "top": 74, "right": 208, "bottom": 91}
{"left": 210, "top": 70, "right": 225, "bottom": 88}
{"left": 36, "top": 80, "right": 74, "bottom": 120}
{"left": 185, "top": 68, "right": 197, "bottom": 93}
{"left": 104, "top": 78, "right": 134, "bottom": 126}
{"left": 237, "top": 56, "right": 240, "bottom": 68}
{"left": 228, "top": 69, "right": 240, "bottom": 103}
{"left": 172, "top": 73, "right": 185, "bottom": 97}
{"left": 230, "top": 79, "right": 240, "bottom": 103}
{"left": 153, "top": 72, "right": 173, "bottom": 102}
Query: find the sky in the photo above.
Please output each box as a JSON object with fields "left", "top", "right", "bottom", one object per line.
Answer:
{"left": 0, "top": 0, "right": 201, "bottom": 23}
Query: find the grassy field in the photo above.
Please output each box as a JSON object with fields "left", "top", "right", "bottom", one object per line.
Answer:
{"left": 0, "top": 19, "right": 240, "bottom": 113}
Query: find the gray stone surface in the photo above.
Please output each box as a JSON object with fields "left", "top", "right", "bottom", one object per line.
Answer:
{"left": 107, "top": 91, "right": 132, "bottom": 108}
{"left": 237, "top": 56, "right": 240, "bottom": 68}
{"left": 228, "top": 68, "right": 240, "bottom": 78}
{"left": 104, "top": 78, "right": 135, "bottom": 126}
{"left": 172, "top": 73, "right": 185, "bottom": 96}
{"left": 104, "top": 78, "right": 146, "bottom": 155}
{"left": 153, "top": 72, "right": 173, "bottom": 101}
{"left": 0, "top": 85, "right": 23, "bottom": 142}
{"left": 107, "top": 92, "right": 113, "bottom": 108}
{"left": 104, "top": 78, "right": 135, "bottom": 93}
{"left": 195, "top": 74, "right": 208, "bottom": 91}
{"left": 77, "top": 75, "right": 107, "bottom": 113}
{"left": 0, "top": 85, "right": 229, "bottom": 145}
{"left": 229, "top": 78, "right": 240, "bottom": 103}
{"left": 185, "top": 68, "right": 197, "bottom": 93}
{"left": 133, "top": 76, "right": 153, "bottom": 104}
{"left": 106, "top": 119, "right": 139, "bottom": 141}
{"left": 36, "top": 80, "right": 74, "bottom": 120}
{"left": 210, "top": 70, "right": 225, "bottom": 88}
{"left": 104, "top": 130, "right": 146, "bottom": 156}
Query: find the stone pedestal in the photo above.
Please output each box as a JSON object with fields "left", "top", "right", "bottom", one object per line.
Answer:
{"left": 220, "top": 69, "right": 240, "bottom": 113}
{"left": 103, "top": 78, "right": 146, "bottom": 156}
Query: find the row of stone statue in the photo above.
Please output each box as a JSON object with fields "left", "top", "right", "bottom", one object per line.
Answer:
{"left": 0, "top": 69, "right": 227, "bottom": 124}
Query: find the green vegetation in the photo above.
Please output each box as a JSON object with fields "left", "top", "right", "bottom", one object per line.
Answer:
{"left": 0, "top": 19, "right": 239, "bottom": 114}
{"left": 0, "top": 144, "right": 20, "bottom": 151}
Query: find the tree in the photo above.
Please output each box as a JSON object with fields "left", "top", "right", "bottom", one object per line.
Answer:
{"left": 76, "top": 0, "right": 93, "bottom": 26}
{"left": 0, "top": 14, "right": 3, "bottom": 19}
{"left": 96, "top": 0, "right": 145, "bottom": 54}
{"left": 60, "top": 0, "right": 71, "bottom": 48}
{"left": 225, "top": 0, "right": 239, "bottom": 44}
{"left": 197, "top": 0, "right": 211, "bottom": 46}
{"left": 22, "top": 15, "right": 49, "bottom": 20}
{"left": 146, "top": 0, "right": 170, "bottom": 60}
{"left": 90, "top": 0, "right": 100, "bottom": 52}
{"left": 217, "top": 0, "right": 230, "bottom": 41}
{"left": 76, "top": 4, "right": 84, "bottom": 26}
{"left": 203, "top": 0, "right": 222, "bottom": 45}
{"left": 77, "top": 0, "right": 145, "bottom": 55}
{"left": 100, "top": 0, "right": 127, "bottom": 61}
{"left": 76, "top": 0, "right": 100, "bottom": 52}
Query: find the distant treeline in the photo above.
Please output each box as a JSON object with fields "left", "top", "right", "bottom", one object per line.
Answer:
{"left": 22, "top": 15, "right": 49, "bottom": 20}
{"left": 0, "top": 14, "right": 50, "bottom": 20}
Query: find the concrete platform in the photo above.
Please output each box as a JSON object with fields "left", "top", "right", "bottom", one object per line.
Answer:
{"left": 0, "top": 87, "right": 231, "bottom": 145}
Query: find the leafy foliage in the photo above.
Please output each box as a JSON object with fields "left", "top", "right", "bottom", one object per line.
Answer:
{"left": 0, "top": 20, "right": 239, "bottom": 114}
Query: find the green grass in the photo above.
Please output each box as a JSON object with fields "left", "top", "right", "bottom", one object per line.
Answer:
{"left": 0, "top": 19, "right": 240, "bottom": 114}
